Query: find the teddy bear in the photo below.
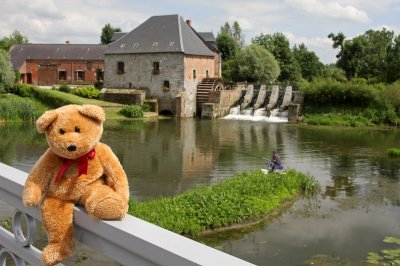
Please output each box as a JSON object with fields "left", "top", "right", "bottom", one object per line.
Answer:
{"left": 22, "top": 104, "right": 129, "bottom": 266}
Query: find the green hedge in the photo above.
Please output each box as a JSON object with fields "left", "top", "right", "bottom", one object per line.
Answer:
{"left": 118, "top": 105, "right": 144, "bottom": 118}
{"left": 72, "top": 86, "right": 100, "bottom": 99}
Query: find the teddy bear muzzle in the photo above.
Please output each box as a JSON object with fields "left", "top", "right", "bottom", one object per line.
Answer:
{"left": 67, "top": 145, "right": 77, "bottom": 152}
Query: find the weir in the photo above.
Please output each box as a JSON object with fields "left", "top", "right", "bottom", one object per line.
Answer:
{"left": 223, "top": 85, "right": 296, "bottom": 122}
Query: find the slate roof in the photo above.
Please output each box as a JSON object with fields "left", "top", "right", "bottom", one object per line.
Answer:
{"left": 198, "top": 32, "right": 217, "bottom": 50}
{"left": 111, "top": 32, "right": 127, "bottom": 42}
{"left": 106, "top": 15, "right": 214, "bottom": 57}
{"left": 9, "top": 44, "right": 107, "bottom": 70}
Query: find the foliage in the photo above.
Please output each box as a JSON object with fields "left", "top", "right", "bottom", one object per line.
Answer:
{"left": 72, "top": 86, "right": 100, "bottom": 99}
{"left": 129, "top": 169, "right": 319, "bottom": 236}
{"left": 118, "top": 105, "right": 144, "bottom": 118}
{"left": 387, "top": 148, "right": 400, "bottom": 157}
{"left": 94, "top": 81, "right": 104, "bottom": 90}
{"left": 235, "top": 44, "right": 280, "bottom": 83}
{"left": 6, "top": 83, "right": 34, "bottom": 97}
{"left": 0, "top": 30, "right": 29, "bottom": 51}
{"left": 300, "top": 78, "right": 377, "bottom": 107}
{"left": 367, "top": 236, "right": 400, "bottom": 265}
{"left": 304, "top": 113, "right": 374, "bottom": 127}
{"left": 221, "top": 59, "right": 238, "bottom": 83}
{"left": 100, "top": 23, "right": 121, "bottom": 44}
{"left": 321, "top": 64, "right": 347, "bottom": 82}
{"left": 252, "top": 32, "right": 301, "bottom": 83}
{"left": 216, "top": 32, "right": 239, "bottom": 61}
{"left": 219, "top": 21, "right": 244, "bottom": 48}
{"left": 329, "top": 28, "right": 400, "bottom": 83}
{"left": 293, "top": 43, "right": 324, "bottom": 81}
{"left": 0, "top": 49, "right": 15, "bottom": 93}
{"left": 58, "top": 84, "right": 71, "bottom": 93}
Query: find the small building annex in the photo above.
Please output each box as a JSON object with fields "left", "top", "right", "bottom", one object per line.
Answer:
{"left": 104, "top": 14, "right": 220, "bottom": 118}
{"left": 9, "top": 43, "right": 106, "bottom": 86}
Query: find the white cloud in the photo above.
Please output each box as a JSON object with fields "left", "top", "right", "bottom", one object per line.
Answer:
{"left": 286, "top": 0, "right": 370, "bottom": 23}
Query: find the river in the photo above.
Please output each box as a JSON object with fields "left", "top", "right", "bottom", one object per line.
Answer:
{"left": 1, "top": 119, "right": 399, "bottom": 265}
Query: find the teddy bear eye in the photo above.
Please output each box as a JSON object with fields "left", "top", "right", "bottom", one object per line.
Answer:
{"left": 59, "top": 128, "right": 65, "bottom": 135}
{"left": 75, "top": 126, "right": 80, "bottom": 133}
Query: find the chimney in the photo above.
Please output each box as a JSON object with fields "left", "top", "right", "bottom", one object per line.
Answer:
{"left": 186, "top": 19, "right": 192, "bottom": 26}
{"left": 65, "top": 40, "right": 70, "bottom": 44}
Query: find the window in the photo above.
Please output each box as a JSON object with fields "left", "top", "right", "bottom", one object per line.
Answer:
{"left": 76, "top": 70, "right": 85, "bottom": 81}
{"left": 95, "top": 68, "right": 104, "bottom": 81}
{"left": 192, "top": 69, "right": 197, "bottom": 79}
{"left": 59, "top": 70, "right": 67, "bottom": 81}
{"left": 206, "top": 69, "right": 209, "bottom": 78}
{"left": 86, "top": 61, "right": 93, "bottom": 70}
{"left": 153, "top": 62, "right": 160, "bottom": 75}
{"left": 163, "top": 80, "right": 170, "bottom": 88}
{"left": 117, "top": 62, "right": 124, "bottom": 74}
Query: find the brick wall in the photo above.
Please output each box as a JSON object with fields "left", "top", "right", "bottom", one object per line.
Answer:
{"left": 21, "top": 60, "right": 104, "bottom": 85}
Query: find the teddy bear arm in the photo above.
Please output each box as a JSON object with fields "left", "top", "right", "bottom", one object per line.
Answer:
{"left": 98, "top": 144, "right": 130, "bottom": 201}
{"left": 23, "top": 150, "right": 56, "bottom": 206}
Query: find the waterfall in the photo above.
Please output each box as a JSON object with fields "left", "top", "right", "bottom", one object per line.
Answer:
{"left": 223, "top": 85, "right": 292, "bottom": 123}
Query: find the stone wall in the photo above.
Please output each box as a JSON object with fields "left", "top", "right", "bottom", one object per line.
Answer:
{"left": 202, "top": 89, "right": 243, "bottom": 118}
{"left": 105, "top": 53, "right": 185, "bottom": 115}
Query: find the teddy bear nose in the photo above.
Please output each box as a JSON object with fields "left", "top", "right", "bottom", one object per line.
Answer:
{"left": 67, "top": 145, "right": 77, "bottom": 152}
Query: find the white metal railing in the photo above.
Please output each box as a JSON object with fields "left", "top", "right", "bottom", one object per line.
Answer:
{"left": 0, "top": 162, "right": 255, "bottom": 266}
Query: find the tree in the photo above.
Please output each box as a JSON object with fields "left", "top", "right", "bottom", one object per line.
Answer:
{"left": 0, "top": 30, "right": 29, "bottom": 51}
{"left": 232, "top": 21, "right": 245, "bottom": 48}
{"left": 216, "top": 32, "right": 239, "bottom": 61}
{"left": 357, "top": 28, "right": 394, "bottom": 82}
{"left": 387, "top": 34, "right": 400, "bottom": 83}
{"left": 252, "top": 33, "right": 301, "bottom": 83}
{"left": 100, "top": 23, "right": 121, "bottom": 44}
{"left": 328, "top": 32, "right": 364, "bottom": 82}
{"left": 293, "top": 43, "right": 324, "bottom": 81}
{"left": 235, "top": 44, "right": 280, "bottom": 83}
{"left": 0, "top": 49, "right": 15, "bottom": 93}
{"left": 220, "top": 22, "right": 232, "bottom": 36}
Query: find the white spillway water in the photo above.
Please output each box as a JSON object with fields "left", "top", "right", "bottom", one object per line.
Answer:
{"left": 223, "top": 106, "right": 289, "bottom": 123}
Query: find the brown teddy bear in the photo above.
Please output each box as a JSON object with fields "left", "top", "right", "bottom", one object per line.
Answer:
{"left": 22, "top": 104, "right": 129, "bottom": 266}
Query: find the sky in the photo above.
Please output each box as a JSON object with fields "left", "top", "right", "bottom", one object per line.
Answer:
{"left": 1, "top": 0, "right": 399, "bottom": 64}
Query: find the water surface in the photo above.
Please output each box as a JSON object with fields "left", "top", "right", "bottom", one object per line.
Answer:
{"left": 1, "top": 119, "right": 399, "bottom": 265}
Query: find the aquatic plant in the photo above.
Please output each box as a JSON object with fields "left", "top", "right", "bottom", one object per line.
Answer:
{"left": 367, "top": 236, "right": 400, "bottom": 265}
{"left": 129, "top": 169, "right": 320, "bottom": 236}
{"left": 387, "top": 148, "right": 400, "bottom": 157}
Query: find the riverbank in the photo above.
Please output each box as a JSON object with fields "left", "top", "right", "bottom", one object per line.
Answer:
{"left": 129, "top": 169, "right": 320, "bottom": 237}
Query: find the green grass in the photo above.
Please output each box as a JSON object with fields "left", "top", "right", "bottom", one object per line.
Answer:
{"left": 387, "top": 148, "right": 400, "bottom": 157}
{"left": 129, "top": 169, "right": 319, "bottom": 237}
{"left": 304, "top": 113, "right": 375, "bottom": 127}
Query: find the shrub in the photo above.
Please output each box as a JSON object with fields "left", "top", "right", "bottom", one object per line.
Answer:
{"left": 58, "top": 84, "right": 72, "bottom": 93}
{"left": 7, "top": 83, "right": 34, "bottom": 97}
{"left": 94, "top": 81, "right": 104, "bottom": 90}
{"left": 32, "top": 88, "right": 75, "bottom": 108}
{"left": 72, "top": 86, "right": 100, "bottom": 99}
{"left": 388, "top": 148, "right": 400, "bottom": 157}
{"left": 118, "top": 105, "right": 144, "bottom": 118}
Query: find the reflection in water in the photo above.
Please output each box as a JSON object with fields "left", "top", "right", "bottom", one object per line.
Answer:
{"left": 1, "top": 121, "right": 400, "bottom": 265}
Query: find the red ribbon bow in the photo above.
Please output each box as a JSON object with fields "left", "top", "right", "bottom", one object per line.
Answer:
{"left": 55, "top": 149, "right": 96, "bottom": 183}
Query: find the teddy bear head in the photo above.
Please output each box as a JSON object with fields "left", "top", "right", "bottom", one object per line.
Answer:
{"left": 36, "top": 104, "right": 105, "bottom": 160}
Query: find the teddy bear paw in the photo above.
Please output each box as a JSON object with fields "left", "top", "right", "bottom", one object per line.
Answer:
{"left": 42, "top": 243, "right": 73, "bottom": 266}
{"left": 93, "top": 197, "right": 126, "bottom": 220}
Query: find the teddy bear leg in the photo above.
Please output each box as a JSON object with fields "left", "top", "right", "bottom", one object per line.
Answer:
{"left": 40, "top": 197, "right": 75, "bottom": 266}
{"left": 80, "top": 184, "right": 127, "bottom": 220}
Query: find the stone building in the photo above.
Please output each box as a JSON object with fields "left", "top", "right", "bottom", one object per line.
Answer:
{"left": 9, "top": 43, "right": 106, "bottom": 86}
{"left": 104, "top": 14, "right": 220, "bottom": 117}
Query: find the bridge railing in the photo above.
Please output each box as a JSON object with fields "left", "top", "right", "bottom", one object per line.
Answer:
{"left": 0, "top": 162, "right": 255, "bottom": 266}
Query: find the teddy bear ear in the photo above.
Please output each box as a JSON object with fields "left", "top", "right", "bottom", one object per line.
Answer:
{"left": 36, "top": 110, "right": 58, "bottom": 133}
{"left": 78, "top": 105, "right": 105, "bottom": 124}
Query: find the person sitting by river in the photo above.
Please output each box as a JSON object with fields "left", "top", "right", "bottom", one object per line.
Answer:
{"left": 268, "top": 150, "right": 283, "bottom": 171}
